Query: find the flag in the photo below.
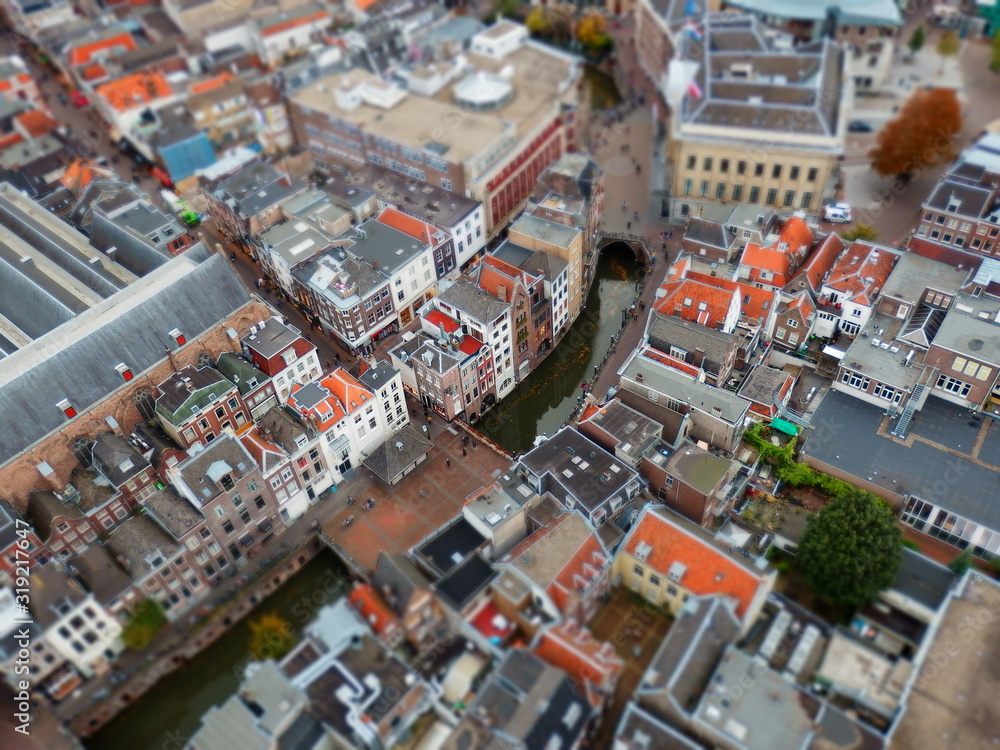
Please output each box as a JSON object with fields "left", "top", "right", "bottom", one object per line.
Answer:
{"left": 687, "top": 79, "right": 702, "bottom": 98}
{"left": 685, "top": 21, "right": 703, "bottom": 41}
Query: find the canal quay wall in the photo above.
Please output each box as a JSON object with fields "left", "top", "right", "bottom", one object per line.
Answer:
{"left": 71, "top": 537, "right": 327, "bottom": 738}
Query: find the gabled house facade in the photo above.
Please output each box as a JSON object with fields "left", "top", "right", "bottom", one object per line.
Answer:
{"left": 241, "top": 316, "right": 321, "bottom": 403}
{"left": 155, "top": 365, "right": 249, "bottom": 449}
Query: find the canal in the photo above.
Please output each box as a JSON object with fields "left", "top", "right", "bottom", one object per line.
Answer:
{"left": 85, "top": 550, "right": 348, "bottom": 750}
{"left": 479, "top": 244, "right": 642, "bottom": 455}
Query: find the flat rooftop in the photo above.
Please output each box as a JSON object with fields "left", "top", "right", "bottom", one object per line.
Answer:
{"left": 801, "top": 390, "right": 1000, "bottom": 532}
{"left": 889, "top": 575, "right": 1000, "bottom": 750}
{"left": 291, "top": 40, "right": 575, "bottom": 168}
{"left": 415, "top": 517, "right": 486, "bottom": 576}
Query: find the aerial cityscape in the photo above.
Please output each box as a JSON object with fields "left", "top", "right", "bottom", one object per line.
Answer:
{"left": 1, "top": 0, "right": 1000, "bottom": 748}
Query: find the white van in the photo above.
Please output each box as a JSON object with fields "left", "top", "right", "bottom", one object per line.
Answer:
{"left": 823, "top": 202, "right": 852, "bottom": 223}
{"left": 159, "top": 189, "right": 185, "bottom": 215}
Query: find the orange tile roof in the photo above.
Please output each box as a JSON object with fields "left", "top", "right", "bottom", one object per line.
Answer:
{"left": 579, "top": 403, "right": 601, "bottom": 422}
{"left": 639, "top": 346, "right": 702, "bottom": 378}
{"left": 349, "top": 583, "right": 401, "bottom": 637}
{"left": 80, "top": 63, "right": 108, "bottom": 82}
{"left": 479, "top": 255, "right": 536, "bottom": 303}
{"left": 684, "top": 272, "right": 776, "bottom": 325}
{"left": 15, "top": 109, "right": 56, "bottom": 138}
{"left": 786, "top": 291, "right": 815, "bottom": 318}
{"left": 67, "top": 32, "right": 138, "bottom": 67}
{"left": 0, "top": 133, "right": 23, "bottom": 150}
{"left": 825, "top": 243, "right": 897, "bottom": 305}
{"left": 261, "top": 8, "right": 330, "bottom": 37}
{"left": 792, "top": 232, "right": 844, "bottom": 293}
{"left": 60, "top": 160, "right": 114, "bottom": 194}
{"left": 623, "top": 507, "right": 765, "bottom": 618}
{"left": 189, "top": 72, "right": 235, "bottom": 95}
{"left": 353, "top": 0, "right": 381, "bottom": 11}
{"left": 377, "top": 207, "right": 434, "bottom": 245}
{"left": 655, "top": 279, "right": 736, "bottom": 327}
{"left": 550, "top": 531, "right": 608, "bottom": 614}
{"left": 533, "top": 621, "right": 623, "bottom": 707}
{"left": 776, "top": 216, "right": 813, "bottom": 255}
{"left": 323, "top": 369, "right": 373, "bottom": 414}
{"left": 740, "top": 243, "right": 791, "bottom": 281}
{"left": 287, "top": 381, "right": 346, "bottom": 432}
{"left": 95, "top": 72, "right": 172, "bottom": 112}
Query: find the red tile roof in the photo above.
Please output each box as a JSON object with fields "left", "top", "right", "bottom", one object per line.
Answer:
{"left": 95, "top": 72, "right": 173, "bottom": 112}
{"left": 685, "top": 272, "right": 776, "bottom": 325}
{"left": 189, "top": 72, "right": 235, "bottom": 95}
{"left": 825, "top": 243, "right": 897, "bottom": 305}
{"left": 776, "top": 216, "right": 813, "bottom": 257}
{"left": 741, "top": 243, "right": 791, "bottom": 278}
{"left": 533, "top": 621, "right": 623, "bottom": 707}
{"left": 655, "top": 279, "right": 736, "bottom": 327}
{"left": 579, "top": 403, "right": 601, "bottom": 422}
{"left": 639, "top": 346, "right": 702, "bottom": 378}
{"left": 239, "top": 426, "right": 284, "bottom": 468}
{"left": 479, "top": 256, "right": 537, "bottom": 302}
{"left": 622, "top": 507, "right": 766, "bottom": 618}
{"left": 323, "top": 369, "right": 373, "bottom": 414}
{"left": 549, "top": 531, "right": 608, "bottom": 615}
{"left": 80, "top": 63, "right": 108, "bottom": 82}
{"left": 261, "top": 8, "right": 330, "bottom": 37}
{"left": 791, "top": 232, "right": 844, "bottom": 293}
{"left": 67, "top": 32, "right": 138, "bottom": 67}
{"left": 377, "top": 207, "right": 434, "bottom": 245}
{"left": 15, "top": 109, "right": 57, "bottom": 138}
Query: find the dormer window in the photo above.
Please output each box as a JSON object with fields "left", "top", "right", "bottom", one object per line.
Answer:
{"left": 169, "top": 329, "right": 186, "bottom": 347}
{"left": 57, "top": 399, "right": 77, "bottom": 419}
{"left": 115, "top": 363, "right": 134, "bottom": 381}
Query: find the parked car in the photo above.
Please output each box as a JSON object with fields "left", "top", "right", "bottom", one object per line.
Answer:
{"left": 70, "top": 92, "right": 88, "bottom": 107}
{"left": 824, "top": 202, "right": 853, "bottom": 223}
{"left": 848, "top": 120, "right": 873, "bottom": 133}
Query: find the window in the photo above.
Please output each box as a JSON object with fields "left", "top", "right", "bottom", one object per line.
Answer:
{"left": 754, "top": 163, "right": 764, "bottom": 177}
{"left": 222, "top": 520, "right": 235, "bottom": 535}
{"left": 731, "top": 184, "right": 743, "bottom": 202}
{"left": 719, "top": 159, "right": 729, "bottom": 173}
{"left": 783, "top": 190, "right": 795, "bottom": 207}
{"left": 703, "top": 157, "right": 713, "bottom": 171}
{"left": 841, "top": 370, "right": 871, "bottom": 390}
{"left": 788, "top": 333, "right": 799, "bottom": 346}
{"left": 716, "top": 182, "right": 726, "bottom": 199}
{"left": 699, "top": 180, "right": 709, "bottom": 197}
{"left": 667, "top": 586, "right": 678, "bottom": 596}
{"left": 807, "top": 167, "right": 818, "bottom": 182}
{"left": 788, "top": 319, "right": 799, "bottom": 328}
{"left": 772, "top": 164, "right": 782, "bottom": 179}
{"left": 776, "top": 326, "right": 787, "bottom": 339}
{"left": 800, "top": 191, "right": 813, "bottom": 209}
{"left": 765, "top": 188, "right": 778, "bottom": 206}
{"left": 873, "top": 382, "right": 903, "bottom": 402}
{"left": 686, "top": 155, "right": 696, "bottom": 169}
{"left": 936, "top": 374, "right": 971, "bottom": 397}
{"left": 749, "top": 186, "right": 760, "bottom": 203}
{"left": 737, "top": 160, "right": 746, "bottom": 175}
{"left": 441, "top": 178, "right": 452, "bottom": 191}
{"left": 683, "top": 179, "right": 693, "bottom": 196}
{"left": 115, "top": 363, "right": 133, "bottom": 381}
{"left": 633, "top": 565, "right": 644, "bottom": 577}
{"left": 648, "top": 574, "right": 661, "bottom": 586}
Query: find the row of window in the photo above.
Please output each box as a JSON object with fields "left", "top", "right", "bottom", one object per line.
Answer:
{"left": 685, "top": 156, "right": 819, "bottom": 182}
{"left": 839, "top": 370, "right": 907, "bottom": 403}
{"left": 681, "top": 180, "right": 813, "bottom": 209}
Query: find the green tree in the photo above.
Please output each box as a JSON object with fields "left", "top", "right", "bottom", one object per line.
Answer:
{"left": 248, "top": 612, "right": 296, "bottom": 661}
{"left": 526, "top": 7, "right": 550, "bottom": 36}
{"left": 576, "top": 12, "right": 610, "bottom": 49}
{"left": 869, "top": 88, "right": 962, "bottom": 177}
{"left": 948, "top": 549, "right": 973, "bottom": 575}
{"left": 795, "top": 489, "right": 902, "bottom": 610}
{"left": 121, "top": 598, "right": 168, "bottom": 651}
{"left": 907, "top": 26, "right": 926, "bottom": 57}
{"left": 842, "top": 224, "right": 878, "bottom": 242}
{"left": 991, "top": 31, "right": 1000, "bottom": 73}
{"left": 937, "top": 30, "right": 960, "bottom": 73}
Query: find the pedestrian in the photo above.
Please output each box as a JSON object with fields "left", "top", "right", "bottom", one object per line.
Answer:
{"left": 640, "top": 301, "right": 645, "bottom": 311}
{"left": 627, "top": 221, "right": 632, "bottom": 230}
{"left": 325, "top": 359, "right": 331, "bottom": 370}
{"left": 446, "top": 458, "right": 451, "bottom": 468}
{"left": 230, "top": 252, "right": 236, "bottom": 262}
{"left": 462, "top": 448, "right": 467, "bottom": 457}
{"left": 472, "top": 439, "right": 477, "bottom": 449}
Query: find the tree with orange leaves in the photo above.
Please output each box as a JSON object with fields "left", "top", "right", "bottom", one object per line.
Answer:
{"left": 869, "top": 87, "right": 962, "bottom": 178}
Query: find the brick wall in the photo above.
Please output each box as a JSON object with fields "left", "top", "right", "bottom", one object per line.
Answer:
{"left": 2, "top": 300, "right": 273, "bottom": 511}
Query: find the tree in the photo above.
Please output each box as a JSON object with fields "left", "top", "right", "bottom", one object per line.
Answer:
{"left": 937, "top": 30, "right": 960, "bottom": 73}
{"left": 949, "top": 549, "right": 974, "bottom": 575}
{"left": 842, "top": 224, "right": 878, "bottom": 242}
{"left": 576, "top": 12, "right": 610, "bottom": 49}
{"left": 248, "top": 612, "right": 295, "bottom": 661}
{"left": 121, "top": 598, "right": 168, "bottom": 651}
{"left": 991, "top": 31, "right": 1000, "bottom": 73}
{"left": 907, "top": 26, "right": 926, "bottom": 57}
{"left": 525, "top": 7, "right": 549, "bottom": 36}
{"left": 869, "top": 88, "right": 962, "bottom": 177}
{"left": 795, "top": 489, "right": 902, "bottom": 610}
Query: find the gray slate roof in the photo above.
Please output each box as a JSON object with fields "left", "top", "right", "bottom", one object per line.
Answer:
{"left": 439, "top": 278, "right": 511, "bottom": 325}
{"left": 373, "top": 551, "right": 431, "bottom": 616}
{"left": 30, "top": 564, "right": 87, "bottom": 629}
{"left": 363, "top": 425, "right": 433, "bottom": 485}
{"left": 0, "top": 254, "right": 251, "bottom": 466}
{"left": 892, "top": 549, "right": 956, "bottom": 612}
{"left": 156, "top": 365, "right": 235, "bottom": 424}
{"left": 684, "top": 217, "right": 735, "bottom": 249}
{"left": 70, "top": 543, "right": 133, "bottom": 607}
{"left": 175, "top": 434, "right": 256, "bottom": 505}
{"left": 142, "top": 486, "right": 204, "bottom": 540}
{"left": 92, "top": 432, "right": 150, "bottom": 486}
{"left": 256, "top": 406, "right": 312, "bottom": 454}
{"left": 647, "top": 314, "right": 737, "bottom": 377}
{"left": 215, "top": 353, "right": 269, "bottom": 397}
{"left": 107, "top": 515, "right": 183, "bottom": 582}
{"left": 26, "top": 490, "right": 84, "bottom": 542}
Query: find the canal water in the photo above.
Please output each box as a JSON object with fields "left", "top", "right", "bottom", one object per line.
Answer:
{"left": 479, "top": 244, "right": 642, "bottom": 455}
{"left": 85, "top": 550, "right": 348, "bottom": 750}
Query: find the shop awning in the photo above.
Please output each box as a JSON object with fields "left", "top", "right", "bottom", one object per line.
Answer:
{"left": 257, "top": 518, "right": 272, "bottom": 534}
{"left": 239, "top": 533, "right": 254, "bottom": 548}
{"left": 771, "top": 418, "right": 799, "bottom": 436}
